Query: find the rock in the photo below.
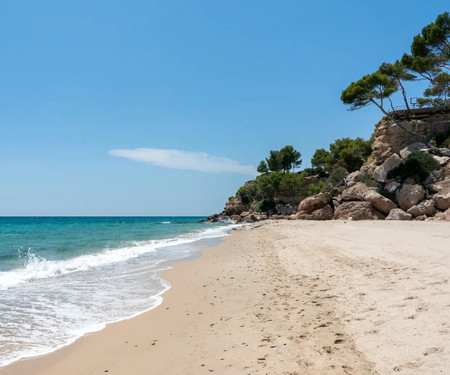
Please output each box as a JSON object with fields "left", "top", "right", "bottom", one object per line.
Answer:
{"left": 225, "top": 197, "right": 249, "bottom": 216}
{"left": 430, "top": 147, "right": 450, "bottom": 157}
{"left": 334, "top": 201, "right": 385, "bottom": 220}
{"left": 406, "top": 200, "right": 436, "bottom": 217}
{"left": 396, "top": 184, "right": 425, "bottom": 211}
{"left": 341, "top": 183, "right": 371, "bottom": 201}
{"left": 345, "top": 171, "right": 361, "bottom": 188}
{"left": 332, "top": 199, "right": 341, "bottom": 210}
{"left": 432, "top": 155, "right": 450, "bottom": 166}
{"left": 206, "top": 213, "right": 220, "bottom": 222}
{"left": 298, "top": 193, "right": 331, "bottom": 214}
{"left": 373, "top": 154, "right": 403, "bottom": 183}
{"left": 435, "top": 208, "right": 450, "bottom": 221}
{"left": 434, "top": 189, "right": 450, "bottom": 210}
{"left": 240, "top": 211, "right": 250, "bottom": 218}
{"left": 275, "top": 203, "right": 298, "bottom": 216}
{"left": 424, "top": 170, "right": 444, "bottom": 186}
{"left": 414, "top": 215, "right": 427, "bottom": 221}
{"left": 427, "top": 178, "right": 450, "bottom": 193}
{"left": 230, "top": 215, "right": 242, "bottom": 222}
{"left": 364, "top": 190, "right": 397, "bottom": 214}
{"left": 386, "top": 208, "right": 412, "bottom": 221}
{"left": 308, "top": 205, "right": 334, "bottom": 220}
{"left": 399, "top": 142, "right": 428, "bottom": 159}
{"left": 443, "top": 162, "right": 450, "bottom": 177}
{"left": 372, "top": 113, "right": 450, "bottom": 164}
{"left": 385, "top": 181, "right": 401, "bottom": 194}
{"left": 293, "top": 213, "right": 309, "bottom": 220}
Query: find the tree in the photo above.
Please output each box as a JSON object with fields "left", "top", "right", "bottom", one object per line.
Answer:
{"left": 402, "top": 12, "right": 449, "bottom": 104}
{"left": 379, "top": 61, "right": 416, "bottom": 115}
{"left": 329, "top": 137, "right": 373, "bottom": 173}
{"left": 311, "top": 148, "right": 333, "bottom": 173}
{"left": 279, "top": 145, "right": 302, "bottom": 172}
{"left": 257, "top": 160, "right": 269, "bottom": 174}
{"left": 341, "top": 71, "right": 398, "bottom": 117}
{"left": 265, "top": 150, "right": 282, "bottom": 172}
{"left": 424, "top": 72, "right": 450, "bottom": 101}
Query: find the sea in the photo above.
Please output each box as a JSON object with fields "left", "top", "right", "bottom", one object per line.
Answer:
{"left": 0, "top": 216, "right": 235, "bottom": 367}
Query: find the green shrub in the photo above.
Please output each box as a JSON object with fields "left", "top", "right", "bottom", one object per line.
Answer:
{"left": 327, "top": 167, "right": 348, "bottom": 187}
{"left": 256, "top": 199, "right": 276, "bottom": 213}
{"left": 387, "top": 151, "right": 441, "bottom": 182}
{"left": 307, "top": 180, "right": 328, "bottom": 195}
{"left": 237, "top": 181, "right": 258, "bottom": 204}
{"left": 434, "top": 129, "right": 450, "bottom": 148}
{"left": 278, "top": 173, "right": 305, "bottom": 196}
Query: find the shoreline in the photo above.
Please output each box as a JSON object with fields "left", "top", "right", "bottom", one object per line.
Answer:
{"left": 1, "top": 220, "right": 449, "bottom": 374}
{"left": 0, "top": 228, "right": 230, "bottom": 370}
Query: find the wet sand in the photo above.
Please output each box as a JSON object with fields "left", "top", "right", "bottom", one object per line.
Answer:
{"left": 1, "top": 220, "right": 449, "bottom": 375}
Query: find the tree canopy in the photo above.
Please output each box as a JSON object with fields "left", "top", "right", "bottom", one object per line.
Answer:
{"left": 258, "top": 146, "right": 302, "bottom": 173}
{"left": 311, "top": 137, "right": 373, "bottom": 174}
{"left": 342, "top": 12, "right": 449, "bottom": 116}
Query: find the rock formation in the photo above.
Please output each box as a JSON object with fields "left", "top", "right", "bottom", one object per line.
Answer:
{"left": 208, "top": 108, "right": 450, "bottom": 223}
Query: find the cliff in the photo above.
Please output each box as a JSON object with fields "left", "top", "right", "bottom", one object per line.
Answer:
{"left": 209, "top": 108, "right": 450, "bottom": 223}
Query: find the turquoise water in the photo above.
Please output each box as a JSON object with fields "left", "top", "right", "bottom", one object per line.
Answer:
{"left": 0, "top": 217, "right": 234, "bottom": 367}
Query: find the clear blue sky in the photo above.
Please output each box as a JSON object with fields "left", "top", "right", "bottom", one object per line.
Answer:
{"left": 0, "top": 1, "right": 448, "bottom": 216}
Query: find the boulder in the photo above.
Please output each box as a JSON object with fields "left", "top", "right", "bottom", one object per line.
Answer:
{"left": 341, "top": 182, "right": 370, "bottom": 201}
{"left": 345, "top": 171, "right": 361, "bottom": 188}
{"left": 424, "top": 170, "right": 444, "bottom": 186}
{"left": 230, "top": 215, "right": 242, "bottom": 222}
{"left": 298, "top": 192, "right": 331, "bottom": 214}
{"left": 432, "top": 155, "right": 450, "bottom": 166}
{"left": 396, "top": 184, "right": 425, "bottom": 211}
{"left": 435, "top": 208, "right": 450, "bottom": 221}
{"left": 334, "top": 202, "right": 385, "bottom": 220}
{"left": 399, "top": 142, "right": 428, "bottom": 159}
{"left": 386, "top": 208, "right": 412, "bottom": 221}
{"left": 364, "top": 190, "right": 397, "bottom": 214}
{"left": 240, "top": 211, "right": 250, "bottom": 218}
{"left": 373, "top": 154, "right": 403, "bottom": 183}
{"left": 434, "top": 189, "right": 450, "bottom": 210}
{"left": 406, "top": 200, "right": 436, "bottom": 217}
{"left": 427, "top": 178, "right": 450, "bottom": 194}
{"left": 225, "top": 197, "right": 249, "bottom": 216}
{"left": 307, "top": 204, "right": 334, "bottom": 220}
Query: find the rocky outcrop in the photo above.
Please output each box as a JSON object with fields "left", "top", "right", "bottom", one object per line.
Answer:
{"left": 334, "top": 202, "right": 385, "bottom": 220}
{"left": 209, "top": 110, "right": 450, "bottom": 223}
{"left": 224, "top": 197, "right": 249, "bottom": 216}
{"left": 399, "top": 142, "right": 428, "bottom": 159}
{"left": 372, "top": 112, "right": 450, "bottom": 165}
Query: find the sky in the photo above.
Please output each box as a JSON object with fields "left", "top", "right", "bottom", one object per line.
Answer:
{"left": 0, "top": 1, "right": 448, "bottom": 216}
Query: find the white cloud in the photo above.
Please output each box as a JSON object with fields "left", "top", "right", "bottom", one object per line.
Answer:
{"left": 109, "top": 148, "right": 257, "bottom": 175}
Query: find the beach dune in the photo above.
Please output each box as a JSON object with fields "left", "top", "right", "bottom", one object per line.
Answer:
{"left": 1, "top": 221, "right": 449, "bottom": 375}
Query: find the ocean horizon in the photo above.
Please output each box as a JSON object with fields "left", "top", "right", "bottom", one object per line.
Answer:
{"left": 0, "top": 216, "right": 235, "bottom": 367}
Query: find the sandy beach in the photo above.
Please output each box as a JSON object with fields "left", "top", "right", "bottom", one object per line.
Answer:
{"left": 1, "top": 220, "right": 449, "bottom": 375}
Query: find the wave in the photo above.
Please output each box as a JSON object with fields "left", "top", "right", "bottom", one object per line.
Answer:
{"left": 0, "top": 224, "right": 237, "bottom": 290}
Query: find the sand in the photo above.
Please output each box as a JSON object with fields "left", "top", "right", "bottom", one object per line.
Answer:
{"left": 1, "top": 220, "right": 449, "bottom": 375}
